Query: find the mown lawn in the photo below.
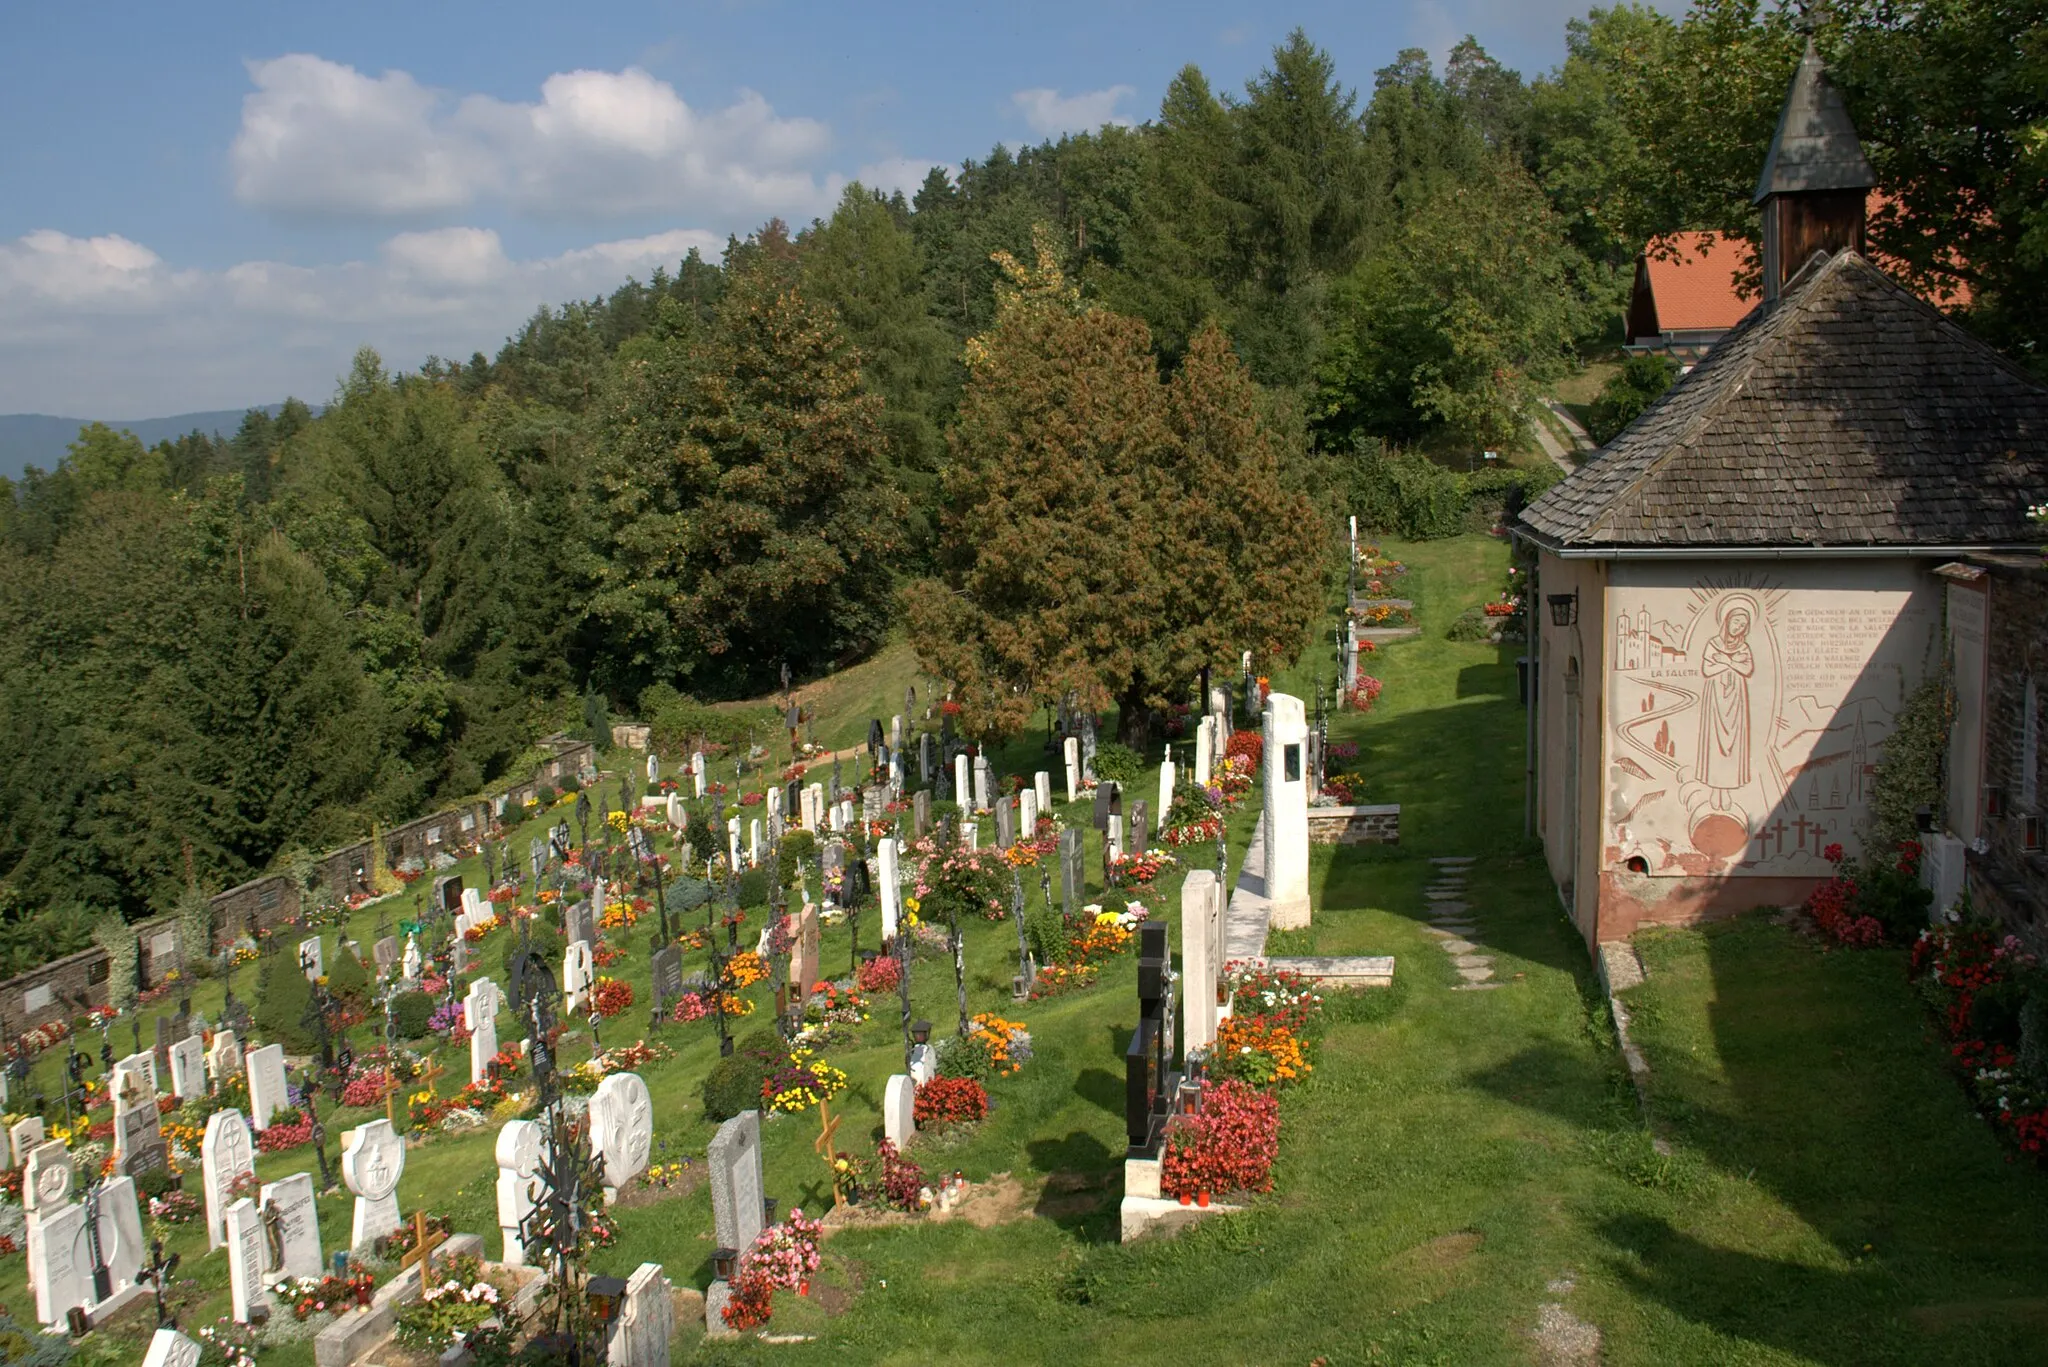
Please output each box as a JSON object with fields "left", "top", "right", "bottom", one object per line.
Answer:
{"left": 11, "top": 533, "right": 2047, "bottom": 1366}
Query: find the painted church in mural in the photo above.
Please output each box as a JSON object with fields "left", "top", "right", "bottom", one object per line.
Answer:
{"left": 1514, "top": 42, "right": 2048, "bottom": 947}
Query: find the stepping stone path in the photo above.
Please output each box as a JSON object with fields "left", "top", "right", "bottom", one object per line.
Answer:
{"left": 1426, "top": 857, "right": 1500, "bottom": 990}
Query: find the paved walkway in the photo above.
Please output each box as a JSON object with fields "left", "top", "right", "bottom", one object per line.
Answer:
{"left": 1418, "top": 856, "right": 1501, "bottom": 990}
{"left": 1223, "top": 818, "right": 1273, "bottom": 961}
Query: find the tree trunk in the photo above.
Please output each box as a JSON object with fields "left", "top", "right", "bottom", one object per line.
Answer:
{"left": 1116, "top": 681, "right": 1153, "bottom": 752}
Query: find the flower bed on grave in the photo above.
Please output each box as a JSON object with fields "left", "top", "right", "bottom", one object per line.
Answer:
{"left": 791, "top": 983, "right": 870, "bottom": 1049}
{"left": 395, "top": 1254, "right": 509, "bottom": 1353}
{"left": 912, "top": 1076, "right": 988, "bottom": 1128}
{"left": 762, "top": 1049, "right": 849, "bottom": 1114}
{"left": 722, "top": 1209, "right": 824, "bottom": 1331}
{"left": 1204, "top": 963, "right": 1324, "bottom": 1090}
{"left": 256, "top": 1108, "right": 315, "bottom": 1153}
{"left": 1109, "top": 848, "right": 1178, "bottom": 885}
{"left": 912, "top": 840, "right": 1010, "bottom": 924}
{"left": 1911, "top": 920, "right": 2048, "bottom": 1158}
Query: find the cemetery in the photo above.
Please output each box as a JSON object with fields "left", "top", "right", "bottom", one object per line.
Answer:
{"left": 0, "top": 532, "right": 2039, "bottom": 1365}
{"left": 6, "top": 24, "right": 2048, "bottom": 1364}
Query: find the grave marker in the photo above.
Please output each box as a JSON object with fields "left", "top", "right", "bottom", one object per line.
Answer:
{"left": 257, "top": 1171, "right": 323, "bottom": 1281}
{"left": 201, "top": 1110, "right": 254, "bottom": 1249}
{"left": 1124, "top": 922, "right": 1178, "bottom": 1158}
{"left": 591, "top": 1071, "right": 654, "bottom": 1200}
{"left": 341, "top": 1118, "right": 405, "bottom": 1250}
{"left": 563, "top": 940, "right": 595, "bottom": 1015}
{"left": 877, "top": 838, "right": 902, "bottom": 940}
{"left": 494, "top": 1119, "right": 542, "bottom": 1266}
{"left": 1263, "top": 692, "right": 1312, "bottom": 928}
{"left": 226, "top": 1197, "right": 270, "bottom": 1323}
{"left": 168, "top": 1035, "right": 206, "bottom": 1102}
{"left": 883, "top": 1074, "right": 915, "bottom": 1150}
{"left": 245, "top": 1043, "right": 289, "bottom": 1130}
{"left": 613, "top": 1262, "right": 676, "bottom": 1367}
{"left": 708, "top": 1111, "right": 765, "bottom": 1255}
{"left": 142, "top": 1328, "right": 203, "bottom": 1367}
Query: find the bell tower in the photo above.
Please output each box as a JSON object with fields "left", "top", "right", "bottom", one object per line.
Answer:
{"left": 1754, "top": 38, "right": 1874, "bottom": 303}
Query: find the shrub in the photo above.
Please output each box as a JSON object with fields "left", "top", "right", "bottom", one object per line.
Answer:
{"left": 535, "top": 783, "right": 557, "bottom": 808}
{"left": 701, "top": 1030, "right": 783, "bottom": 1121}
{"left": 326, "top": 943, "right": 369, "bottom": 1003}
{"left": 1091, "top": 741, "right": 1142, "bottom": 786}
{"left": 557, "top": 773, "right": 582, "bottom": 795}
{"left": 391, "top": 990, "right": 436, "bottom": 1040}
{"left": 254, "top": 948, "right": 316, "bottom": 1051}
{"left": 777, "top": 830, "right": 818, "bottom": 884}
{"left": 934, "top": 1030, "right": 996, "bottom": 1085}
{"left": 913, "top": 1076, "right": 988, "bottom": 1128}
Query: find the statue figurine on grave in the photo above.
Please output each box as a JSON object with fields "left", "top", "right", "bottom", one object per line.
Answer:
{"left": 261, "top": 1194, "right": 287, "bottom": 1276}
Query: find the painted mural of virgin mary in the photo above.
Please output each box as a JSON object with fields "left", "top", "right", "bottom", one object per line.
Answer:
{"left": 1696, "top": 593, "right": 1759, "bottom": 809}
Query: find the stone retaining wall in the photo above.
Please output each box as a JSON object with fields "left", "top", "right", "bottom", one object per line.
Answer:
{"left": 3, "top": 738, "right": 598, "bottom": 1034}
{"left": 1306, "top": 804, "right": 1401, "bottom": 845}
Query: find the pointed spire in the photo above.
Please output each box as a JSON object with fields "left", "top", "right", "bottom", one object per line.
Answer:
{"left": 1754, "top": 38, "right": 1874, "bottom": 204}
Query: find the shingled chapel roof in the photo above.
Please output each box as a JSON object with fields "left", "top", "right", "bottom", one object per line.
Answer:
{"left": 1518, "top": 249, "right": 2048, "bottom": 553}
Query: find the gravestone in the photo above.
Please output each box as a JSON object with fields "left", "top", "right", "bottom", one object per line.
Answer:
{"left": 1063, "top": 737, "right": 1080, "bottom": 802}
{"left": 113, "top": 1069, "right": 168, "bottom": 1179}
{"left": 1019, "top": 789, "right": 1038, "bottom": 842}
{"left": 225, "top": 1196, "right": 270, "bottom": 1323}
{"left": 299, "top": 936, "right": 324, "bottom": 980}
{"left": 919, "top": 732, "right": 935, "bottom": 784}
{"left": 913, "top": 790, "right": 931, "bottom": 840}
{"left": 750, "top": 818, "right": 762, "bottom": 867}
{"left": 8, "top": 1114, "right": 44, "bottom": 1169}
{"left": 205, "top": 1028, "right": 242, "bottom": 1086}
{"left": 469, "top": 1001, "right": 498, "bottom": 1086}
{"left": 1124, "top": 922, "right": 1178, "bottom": 1158}
{"left": 246, "top": 1043, "right": 289, "bottom": 1131}
{"left": 1081, "top": 713, "right": 1098, "bottom": 780}
{"left": 691, "top": 752, "right": 707, "bottom": 798}
{"left": 973, "top": 757, "right": 992, "bottom": 813}
{"left": 613, "top": 1262, "right": 676, "bottom": 1367}
{"left": 1263, "top": 692, "right": 1312, "bottom": 928}
{"left": 201, "top": 1109, "right": 255, "bottom": 1249}
{"left": 793, "top": 905, "right": 821, "bottom": 1003}
{"left": 1180, "top": 870, "right": 1226, "bottom": 1052}
{"left": 566, "top": 899, "right": 595, "bottom": 950}
{"left": 1034, "top": 771, "right": 1052, "bottom": 819}
{"left": 168, "top": 1035, "right": 206, "bottom": 1101}
{"left": 142, "top": 1328, "right": 203, "bottom": 1367}
{"left": 727, "top": 816, "right": 743, "bottom": 869}
{"left": 563, "top": 940, "right": 595, "bottom": 1015}
{"left": 23, "top": 1139, "right": 71, "bottom": 1215}
{"left": 153, "top": 1014, "right": 172, "bottom": 1072}
{"left": 494, "top": 1119, "right": 543, "bottom": 1266}
{"left": 30, "top": 1177, "right": 145, "bottom": 1329}
{"left": 113, "top": 1050, "right": 157, "bottom": 1097}
{"left": 953, "top": 754, "right": 970, "bottom": 810}
{"left": 1194, "top": 716, "right": 1214, "bottom": 787}
{"left": 667, "top": 791, "right": 685, "bottom": 830}
{"left": 963, "top": 823, "right": 978, "bottom": 851}
{"left": 257, "top": 1171, "right": 323, "bottom": 1280}
{"left": 1158, "top": 751, "right": 1177, "bottom": 821}
{"left": 372, "top": 937, "right": 399, "bottom": 979}
{"left": 709, "top": 1111, "right": 765, "bottom": 1254}
{"left": 341, "top": 1118, "right": 405, "bottom": 1249}
{"left": 1059, "top": 828, "right": 1084, "bottom": 918}
{"left": 652, "top": 944, "right": 684, "bottom": 1010}
{"left": 1091, "top": 782, "right": 1117, "bottom": 832}
{"left": 1106, "top": 814, "right": 1124, "bottom": 867}
{"left": 883, "top": 1074, "right": 915, "bottom": 1150}
{"left": 591, "top": 1072, "right": 655, "bottom": 1200}
{"left": 994, "top": 797, "right": 1015, "bottom": 849}
{"left": 877, "top": 838, "right": 902, "bottom": 940}
{"left": 1131, "top": 800, "right": 1150, "bottom": 855}
{"left": 401, "top": 935, "right": 422, "bottom": 984}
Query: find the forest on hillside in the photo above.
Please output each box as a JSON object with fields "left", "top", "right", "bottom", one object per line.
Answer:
{"left": 0, "top": 1, "right": 2037, "bottom": 950}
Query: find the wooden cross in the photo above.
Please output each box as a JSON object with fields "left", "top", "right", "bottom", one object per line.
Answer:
{"left": 388, "top": 1055, "right": 446, "bottom": 1127}
{"left": 400, "top": 1209, "right": 446, "bottom": 1275}
{"left": 812, "top": 1098, "right": 845, "bottom": 1208}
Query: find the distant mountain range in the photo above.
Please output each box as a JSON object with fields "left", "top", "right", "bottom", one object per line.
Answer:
{"left": 0, "top": 406, "right": 297, "bottom": 481}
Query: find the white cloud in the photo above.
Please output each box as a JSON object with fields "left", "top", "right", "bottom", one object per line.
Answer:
{"left": 1010, "top": 86, "right": 1136, "bottom": 138}
{"left": 851, "top": 157, "right": 947, "bottom": 200}
{"left": 0, "top": 226, "right": 722, "bottom": 415}
{"left": 232, "top": 54, "right": 843, "bottom": 222}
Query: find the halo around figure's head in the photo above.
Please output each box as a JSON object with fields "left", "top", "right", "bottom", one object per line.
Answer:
{"left": 1717, "top": 592, "right": 1759, "bottom": 639}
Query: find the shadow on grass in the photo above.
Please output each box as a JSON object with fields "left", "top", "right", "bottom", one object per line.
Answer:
{"left": 1025, "top": 1130, "right": 1120, "bottom": 1241}
{"left": 1073, "top": 1066, "right": 1123, "bottom": 1119}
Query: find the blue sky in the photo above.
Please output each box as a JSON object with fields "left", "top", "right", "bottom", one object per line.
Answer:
{"left": 0, "top": 0, "right": 1666, "bottom": 417}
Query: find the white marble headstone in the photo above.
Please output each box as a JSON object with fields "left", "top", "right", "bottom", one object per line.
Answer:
{"left": 877, "top": 837, "right": 901, "bottom": 940}
{"left": 1263, "top": 691, "right": 1311, "bottom": 928}
{"left": 8, "top": 1114, "right": 44, "bottom": 1169}
{"left": 245, "top": 1042, "right": 289, "bottom": 1130}
{"left": 206, "top": 1028, "right": 242, "bottom": 1084}
{"left": 469, "top": 1007, "right": 498, "bottom": 1086}
{"left": 883, "top": 1074, "right": 915, "bottom": 1150}
{"left": 341, "top": 1118, "right": 406, "bottom": 1250}
{"left": 258, "top": 1171, "right": 324, "bottom": 1281}
{"left": 1063, "top": 737, "right": 1080, "bottom": 802}
{"left": 23, "top": 1138, "right": 71, "bottom": 1215}
{"left": 494, "top": 1119, "right": 543, "bottom": 1266}
{"left": 142, "top": 1327, "right": 204, "bottom": 1367}
{"left": 201, "top": 1109, "right": 256, "bottom": 1249}
{"left": 612, "top": 1262, "right": 675, "bottom": 1367}
{"left": 168, "top": 1034, "right": 207, "bottom": 1101}
{"left": 225, "top": 1196, "right": 271, "bottom": 1323}
{"left": 562, "top": 940, "right": 594, "bottom": 1015}
{"left": 298, "top": 936, "right": 324, "bottom": 980}
{"left": 591, "top": 1071, "right": 654, "bottom": 1198}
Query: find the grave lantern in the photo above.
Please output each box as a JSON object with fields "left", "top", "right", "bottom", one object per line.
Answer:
{"left": 586, "top": 1273, "right": 628, "bottom": 1327}
{"left": 712, "top": 1247, "right": 739, "bottom": 1281}
{"left": 911, "top": 1019, "right": 932, "bottom": 1046}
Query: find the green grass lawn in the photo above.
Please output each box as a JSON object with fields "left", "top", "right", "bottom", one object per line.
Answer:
{"left": 11, "top": 533, "right": 2048, "bottom": 1365}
